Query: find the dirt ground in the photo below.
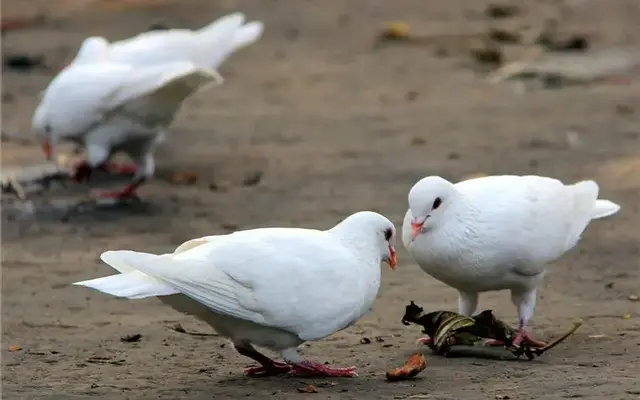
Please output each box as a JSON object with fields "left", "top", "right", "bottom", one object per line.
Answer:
{"left": 2, "top": 0, "right": 640, "bottom": 399}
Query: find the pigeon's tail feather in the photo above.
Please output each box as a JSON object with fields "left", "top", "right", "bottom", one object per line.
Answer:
{"left": 592, "top": 199, "right": 620, "bottom": 219}
{"left": 72, "top": 251, "right": 179, "bottom": 299}
{"left": 231, "top": 21, "right": 264, "bottom": 51}
{"left": 195, "top": 12, "right": 246, "bottom": 69}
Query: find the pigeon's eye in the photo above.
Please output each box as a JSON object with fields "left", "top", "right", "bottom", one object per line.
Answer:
{"left": 384, "top": 228, "right": 393, "bottom": 241}
{"left": 432, "top": 197, "right": 442, "bottom": 210}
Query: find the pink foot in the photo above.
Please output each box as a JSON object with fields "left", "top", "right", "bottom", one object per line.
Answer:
{"left": 416, "top": 336, "right": 432, "bottom": 345}
{"left": 94, "top": 183, "right": 140, "bottom": 200}
{"left": 104, "top": 161, "right": 138, "bottom": 175}
{"left": 484, "top": 339, "right": 506, "bottom": 346}
{"left": 512, "top": 330, "right": 546, "bottom": 348}
{"left": 243, "top": 361, "right": 292, "bottom": 377}
{"left": 290, "top": 361, "right": 358, "bottom": 377}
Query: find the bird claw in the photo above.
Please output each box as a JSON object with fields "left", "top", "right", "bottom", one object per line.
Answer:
{"left": 416, "top": 336, "right": 432, "bottom": 345}
{"left": 483, "top": 338, "right": 506, "bottom": 347}
{"left": 289, "top": 362, "right": 358, "bottom": 377}
{"left": 243, "top": 361, "right": 292, "bottom": 377}
{"left": 93, "top": 188, "right": 139, "bottom": 201}
{"left": 512, "top": 330, "right": 546, "bottom": 348}
{"left": 103, "top": 161, "right": 138, "bottom": 175}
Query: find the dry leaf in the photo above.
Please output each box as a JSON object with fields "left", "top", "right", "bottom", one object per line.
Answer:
{"left": 385, "top": 353, "right": 427, "bottom": 382}
{"left": 297, "top": 384, "right": 318, "bottom": 393}
{"left": 381, "top": 21, "right": 411, "bottom": 40}
{"left": 8, "top": 344, "right": 22, "bottom": 352}
{"left": 170, "top": 172, "right": 197, "bottom": 185}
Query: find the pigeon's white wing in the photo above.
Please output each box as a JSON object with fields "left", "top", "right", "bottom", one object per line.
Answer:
{"left": 109, "top": 12, "right": 245, "bottom": 70}
{"left": 100, "top": 230, "right": 372, "bottom": 341}
{"left": 458, "top": 175, "right": 601, "bottom": 271}
{"left": 33, "top": 63, "right": 138, "bottom": 140}
{"left": 172, "top": 234, "right": 227, "bottom": 254}
{"left": 34, "top": 61, "right": 217, "bottom": 140}
{"left": 117, "top": 61, "right": 220, "bottom": 127}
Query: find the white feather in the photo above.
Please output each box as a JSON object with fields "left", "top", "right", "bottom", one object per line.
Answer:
{"left": 402, "top": 174, "right": 620, "bottom": 331}
{"left": 71, "top": 12, "right": 262, "bottom": 72}
{"left": 73, "top": 211, "right": 395, "bottom": 350}
{"left": 32, "top": 60, "right": 217, "bottom": 172}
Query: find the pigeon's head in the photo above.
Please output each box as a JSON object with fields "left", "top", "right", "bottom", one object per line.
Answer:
{"left": 407, "top": 176, "right": 456, "bottom": 240}
{"left": 333, "top": 211, "right": 398, "bottom": 270}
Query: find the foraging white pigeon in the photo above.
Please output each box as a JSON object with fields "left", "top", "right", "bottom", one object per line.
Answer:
{"left": 73, "top": 211, "right": 398, "bottom": 377}
{"left": 71, "top": 12, "right": 263, "bottom": 71}
{"left": 402, "top": 175, "right": 620, "bottom": 347}
{"left": 31, "top": 52, "right": 220, "bottom": 199}
{"left": 35, "top": 12, "right": 263, "bottom": 192}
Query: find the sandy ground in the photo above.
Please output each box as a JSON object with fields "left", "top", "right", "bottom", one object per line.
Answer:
{"left": 2, "top": 0, "right": 640, "bottom": 399}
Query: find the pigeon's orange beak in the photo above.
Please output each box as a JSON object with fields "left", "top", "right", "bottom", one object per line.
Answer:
{"left": 42, "top": 140, "right": 52, "bottom": 160}
{"left": 410, "top": 221, "right": 424, "bottom": 240}
{"left": 386, "top": 246, "right": 397, "bottom": 270}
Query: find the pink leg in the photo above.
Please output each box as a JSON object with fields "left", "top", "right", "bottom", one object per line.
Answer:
{"left": 511, "top": 319, "right": 547, "bottom": 348}
{"left": 512, "top": 330, "right": 546, "bottom": 348}
{"left": 289, "top": 360, "right": 358, "bottom": 377}
{"left": 416, "top": 336, "right": 432, "bottom": 345}
{"left": 484, "top": 339, "right": 506, "bottom": 346}
{"left": 244, "top": 361, "right": 292, "bottom": 377}
{"left": 103, "top": 161, "right": 138, "bottom": 175}
{"left": 235, "top": 343, "right": 292, "bottom": 378}
{"left": 94, "top": 181, "right": 144, "bottom": 200}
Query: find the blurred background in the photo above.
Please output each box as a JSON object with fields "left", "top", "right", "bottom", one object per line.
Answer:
{"left": 2, "top": 0, "right": 639, "bottom": 398}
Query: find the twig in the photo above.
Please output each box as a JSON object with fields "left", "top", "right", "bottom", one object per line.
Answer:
{"left": 534, "top": 320, "right": 583, "bottom": 355}
{"left": 167, "top": 324, "right": 219, "bottom": 337}
{"left": 86, "top": 356, "right": 126, "bottom": 365}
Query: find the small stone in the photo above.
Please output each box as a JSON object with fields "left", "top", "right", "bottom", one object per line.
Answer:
{"left": 120, "top": 333, "right": 142, "bottom": 343}
{"left": 360, "top": 337, "right": 371, "bottom": 344}
{"left": 242, "top": 171, "right": 263, "bottom": 187}
{"left": 405, "top": 91, "right": 419, "bottom": 101}
{"left": 485, "top": 4, "right": 519, "bottom": 19}
{"left": 448, "top": 152, "right": 460, "bottom": 160}
{"left": 628, "top": 295, "right": 638, "bottom": 301}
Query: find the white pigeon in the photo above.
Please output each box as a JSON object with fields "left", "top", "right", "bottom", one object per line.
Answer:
{"left": 70, "top": 12, "right": 264, "bottom": 71}
{"left": 73, "top": 211, "right": 398, "bottom": 377}
{"left": 402, "top": 175, "right": 620, "bottom": 347}
{"left": 34, "top": 12, "right": 263, "bottom": 195}
{"left": 31, "top": 49, "right": 220, "bottom": 199}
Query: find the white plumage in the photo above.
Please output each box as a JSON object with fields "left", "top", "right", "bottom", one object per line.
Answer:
{"left": 31, "top": 52, "right": 219, "bottom": 198}
{"left": 402, "top": 175, "right": 620, "bottom": 346}
{"left": 31, "top": 12, "right": 264, "bottom": 199}
{"left": 71, "top": 12, "right": 264, "bottom": 71}
{"left": 73, "top": 211, "right": 398, "bottom": 377}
